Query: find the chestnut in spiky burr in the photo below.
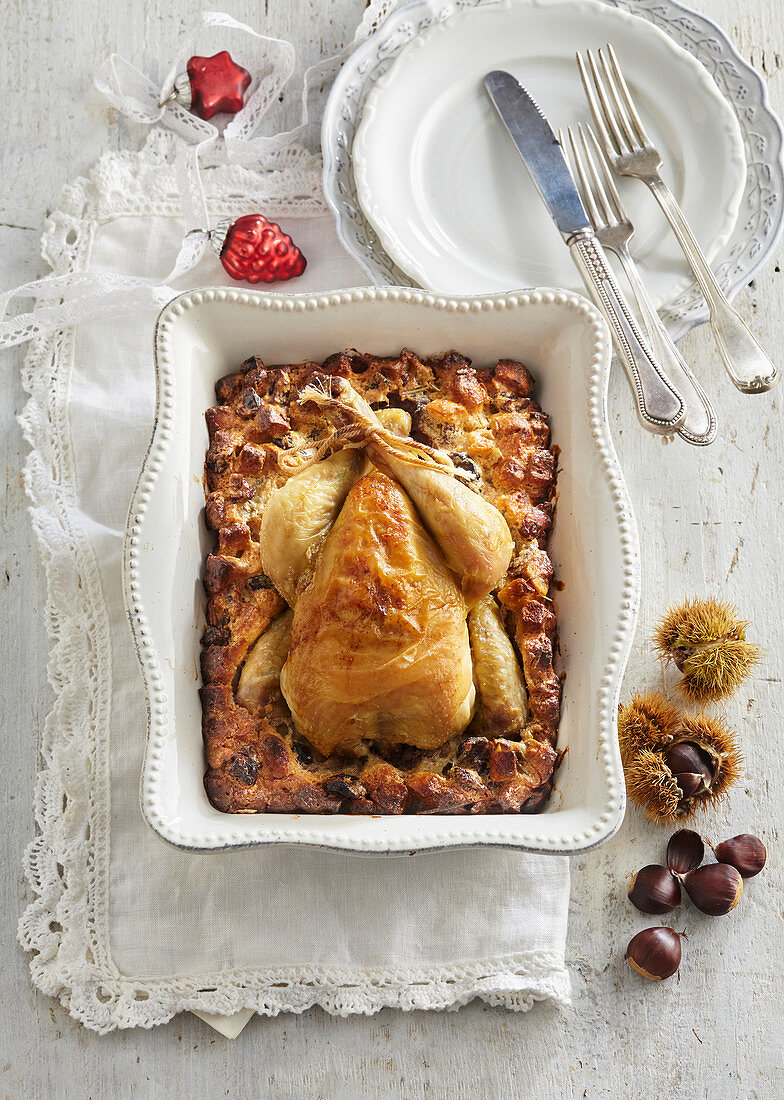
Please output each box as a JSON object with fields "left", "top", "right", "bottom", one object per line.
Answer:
{"left": 618, "top": 696, "right": 742, "bottom": 825}
{"left": 618, "top": 692, "right": 680, "bottom": 764}
{"left": 654, "top": 596, "right": 762, "bottom": 703}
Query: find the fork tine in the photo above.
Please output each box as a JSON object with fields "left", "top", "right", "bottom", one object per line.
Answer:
{"left": 577, "top": 124, "right": 614, "bottom": 227}
{"left": 605, "top": 43, "right": 652, "bottom": 147}
{"left": 561, "top": 130, "right": 585, "bottom": 214}
{"left": 585, "top": 124, "right": 626, "bottom": 223}
{"left": 560, "top": 126, "right": 601, "bottom": 228}
{"left": 586, "top": 49, "right": 630, "bottom": 156}
{"left": 597, "top": 48, "right": 639, "bottom": 153}
{"left": 576, "top": 51, "right": 618, "bottom": 158}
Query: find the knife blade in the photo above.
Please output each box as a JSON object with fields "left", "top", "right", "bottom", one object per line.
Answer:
{"left": 484, "top": 70, "right": 685, "bottom": 434}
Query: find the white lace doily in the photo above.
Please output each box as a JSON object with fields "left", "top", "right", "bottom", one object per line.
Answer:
{"left": 16, "top": 3, "right": 571, "bottom": 1033}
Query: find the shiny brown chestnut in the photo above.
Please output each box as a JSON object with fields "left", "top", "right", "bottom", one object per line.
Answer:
{"left": 681, "top": 863, "right": 743, "bottom": 915}
{"left": 663, "top": 742, "right": 714, "bottom": 790}
{"left": 626, "top": 927, "right": 682, "bottom": 981}
{"left": 628, "top": 865, "right": 682, "bottom": 914}
{"left": 666, "top": 829, "right": 705, "bottom": 875}
{"left": 713, "top": 834, "right": 767, "bottom": 878}
{"left": 672, "top": 772, "right": 707, "bottom": 798}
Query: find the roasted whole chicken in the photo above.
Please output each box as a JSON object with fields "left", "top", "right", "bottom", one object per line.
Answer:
{"left": 201, "top": 349, "right": 561, "bottom": 815}
{"left": 252, "top": 378, "right": 512, "bottom": 756}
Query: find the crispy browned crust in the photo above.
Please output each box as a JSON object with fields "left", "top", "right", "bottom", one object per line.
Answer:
{"left": 201, "top": 348, "right": 561, "bottom": 815}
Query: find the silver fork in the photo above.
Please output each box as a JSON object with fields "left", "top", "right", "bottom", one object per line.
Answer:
{"left": 561, "top": 123, "right": 717, "bottom": 445}
{"left": 578, "top": 43, "right": 778, "bottom": 395}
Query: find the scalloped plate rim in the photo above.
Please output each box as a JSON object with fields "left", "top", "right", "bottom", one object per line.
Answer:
{"left": 322, "top": 0, "right": 784, "bottom": 338}
{"left": 350, "top": 0, "right": 746, "bottom": 305}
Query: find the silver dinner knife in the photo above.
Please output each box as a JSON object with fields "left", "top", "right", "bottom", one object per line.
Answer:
{"left": 484, "top": 70, "right": 685, "bottom": 434}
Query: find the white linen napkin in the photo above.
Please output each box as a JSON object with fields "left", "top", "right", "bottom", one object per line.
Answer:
{"left": 16, "top": 134, "right": 571, "bottom": 1032}
{"left": 13, "top": 0, "right": 574, "bottom": 1027}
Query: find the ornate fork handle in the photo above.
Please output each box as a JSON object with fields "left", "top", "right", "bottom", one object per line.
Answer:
{"left": 569, "top": 231, "right": 685, "bottom": 431}
{"left": 610, "top": 240, "right": 716, "bottom": 445}
{"left": 648, "top": 176, "right": 778, "bottom": 394}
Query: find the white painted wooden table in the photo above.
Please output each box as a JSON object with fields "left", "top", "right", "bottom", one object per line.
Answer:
{"left": 1, "top": 2, "right": 782, "bottom": 1096}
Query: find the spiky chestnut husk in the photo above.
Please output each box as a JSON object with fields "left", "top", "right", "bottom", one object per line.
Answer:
{"left": 625, "top": 750, "right": 685, "bottom": 825}
{"left": 677, "top": 713, "right": 743, "bottom": 793}
{"left": 621, "top": 708, "right": 743, "bottom": 826}
{"left": 654, "top": 596, "right": 762, "bottom": 703}
{"left": 618, "top": 692, "right": 681, "bottom": 766}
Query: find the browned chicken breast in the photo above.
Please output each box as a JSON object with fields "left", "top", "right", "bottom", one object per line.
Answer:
{"left": 280, "top": 470, "right": 475, "bottom": 756}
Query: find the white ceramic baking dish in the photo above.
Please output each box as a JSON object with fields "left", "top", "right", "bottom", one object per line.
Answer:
{"left": 125, "top": 285, "right": 637, "bottom": 854}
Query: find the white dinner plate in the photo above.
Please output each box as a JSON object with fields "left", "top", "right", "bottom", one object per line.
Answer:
{"left": 127, "top": 285, "right": 636, "bottom": 855}
{"left": 351, "top": 0, "right": 746, "bottom": 304}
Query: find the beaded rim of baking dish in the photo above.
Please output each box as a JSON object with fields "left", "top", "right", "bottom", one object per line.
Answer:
{"left": 125, "top": 285, "right": 637, "bottom": 853}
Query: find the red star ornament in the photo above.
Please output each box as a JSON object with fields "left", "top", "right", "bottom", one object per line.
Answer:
{"left": 179, "top": 50, "right": 252, "bottom": 120}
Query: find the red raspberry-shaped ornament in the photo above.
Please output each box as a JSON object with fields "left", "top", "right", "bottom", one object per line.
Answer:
{"left": 212, "top": 215, "right": 307, "bottom": 284}
{"left": 171, "top": 50, "right": 251, "bottom": 120}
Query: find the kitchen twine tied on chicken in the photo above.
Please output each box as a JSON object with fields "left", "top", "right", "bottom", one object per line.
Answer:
{"left": 0, "top": 10, "right": 352, "bottom": 351}
{"left": 283, "top": 374, "right": 482, "bottom": 486}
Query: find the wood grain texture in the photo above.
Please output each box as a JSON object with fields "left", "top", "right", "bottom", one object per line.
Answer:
{"left": 0, "top": 1, "right": 781, "bottom": 1097}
